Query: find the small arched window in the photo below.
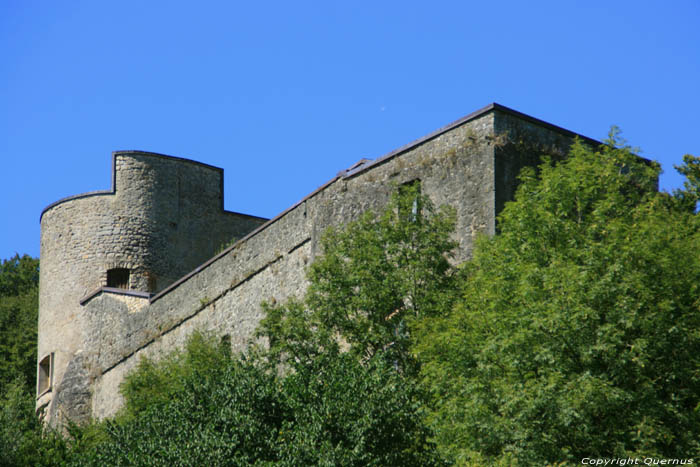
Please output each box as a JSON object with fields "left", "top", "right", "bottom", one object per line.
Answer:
{"left": 107, "top": 268, "right": 130, "bottom": 289}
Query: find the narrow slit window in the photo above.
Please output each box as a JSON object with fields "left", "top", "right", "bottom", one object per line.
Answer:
{"left": 399, "top": 179, "right": 422, "bottom": 222}
{"left": 107, "top": 268, "right": 130, "bottom": 289}
{"left": 37, "top": 353, "right": 53, "bottom": 396}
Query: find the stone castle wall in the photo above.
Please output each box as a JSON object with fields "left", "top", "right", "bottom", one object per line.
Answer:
{"left": 39, "top": 104, "right": 597, "bottom": 422}
{"left": 38, "top": 152, "right": 266, "bottom": 419}
{"left": 82, "top": 110, "right": 498, "bottom": 418}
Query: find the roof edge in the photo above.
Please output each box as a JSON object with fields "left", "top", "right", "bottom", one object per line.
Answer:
{"left": 341, "top": 102, "right": 627, "bottom": 180}
{"left": 341, "top": 103, "right": 500, "bottom": 179}
{"left": 150, "top": 174, "right": 340, "bottom": 302}
{"left": 148, "top": 102, "right": 613, "bottom": 302}
{"left": 80, "top": 287, "right": 153, "bottom": 306}
{"left": 40, "top": 190, "right": 114, "bottom": 222}
{"left": 112, "top": 150, "right": 224, "bottom": 173}
{"left": 41, "top": 150, "right": 264, "bottom": 222}
{"left": 489, "top": 103, "right": 602, "bottom": 146}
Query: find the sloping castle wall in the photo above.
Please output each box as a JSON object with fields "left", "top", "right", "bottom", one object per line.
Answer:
{"left": 38, "top": 104, "right": 600, "bottom": 423}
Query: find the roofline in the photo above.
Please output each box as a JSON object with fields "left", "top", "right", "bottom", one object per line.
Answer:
{"left": 340, "top": 102, "right": 608, "bottom": 179}
{"left": 489, "top": 103, "right": 603, "bottom": 145}
{"left": 40, "top": 150, "right": 264, "bottom": 222}
{"left": 69, "top": 103, "right": 654, "bottom": 305}
{"left": 80, "top": 286, "right": 153, "bottom": 306}
{"left": 111, "top": 150, "right": 224, "bottom": 172}
{"left": 149, "top": 102, "right": 629, "bottom": 302}
{"left": 40, "top": 190, "right": 114, "bottom": 222}
{"left": 40, "top": 103, "right": 623, "bottom": 222}
{"left": 489, "top": 103, "right": 653, "bottom": 164}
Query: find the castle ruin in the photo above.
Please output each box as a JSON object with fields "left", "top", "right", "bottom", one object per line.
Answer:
{"left": 37, "top": 103, "right": 601, "bottom": 423}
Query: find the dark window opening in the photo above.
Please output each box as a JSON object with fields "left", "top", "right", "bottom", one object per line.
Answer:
{"left": 399, "top": 179, "right": 422, "bottom": 222}
{"left": 107, "top": 268, "right": 130, "bottom": 289}
{"left": 37, "top": 353, "right": 53, "bottom": 396}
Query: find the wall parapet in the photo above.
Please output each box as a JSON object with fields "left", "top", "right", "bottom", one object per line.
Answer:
{"left": 40, "top": 190, "right": 113, "bottom": 222}
{"left": 40, "top": 150, "right": 268, "bottom": 222}
{"left": 80, "top": 287, "right": 153, "bottom": 306}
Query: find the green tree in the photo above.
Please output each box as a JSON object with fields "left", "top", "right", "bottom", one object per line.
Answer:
{"left": 0, "top": 378, "right": 71, "bottom": 467}
{"left": 76, "top": 333, "right": 438, "bottom": 466}
{"left": 415, "top": 135, "right": 700, "bottom": 464}
{"left": 275, "top": 350, "right": 439, "bottom": 466}
{"left": 249, "top": 185, "right": 456, "bottom": 464}
{"left": 117, "top": 331, "right": 233, "bottom": 418}
{"left": 0, "top": 255, "right": 76, "bottom": 466}
{"left": 79, "top": 335, "right": 282, "bottom": 466}
{"left": 0, "top": 254, "right": 40, "bottom": 393}
{"left": 258, "top": 184, "right": 458, "bottom": 374}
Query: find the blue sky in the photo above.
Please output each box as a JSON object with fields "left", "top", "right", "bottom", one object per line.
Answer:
{"left": 1, "top": 1, "right": 698, "bottom": 260}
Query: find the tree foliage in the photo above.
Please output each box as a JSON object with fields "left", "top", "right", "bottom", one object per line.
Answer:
{"left": 415, "top": 134, "right": 700, "bottom": 464}
{"left": 0, "top": 255, "right": 76, "bottom": 467}
{"left": 258, "top": 184, "right": 458, "bottom": 374}
{"left": 76, "top": 188, "right": 455, "bottom": 465}
{"left": 74, "top": 332, "right": 437, "bottom": 466}
{"left": 276, "top": 352, "right": 437, "bottom": 466}
{"left": 0, "top": 378, "right": 71, "bottom": 467}
{"left": 0, "top": 254, "right": 40, "bottom": 394}
{"left": 4, "top": 131, "right": 700, "bottom": 465}
{"left": 118, "top": 331, "right": 233, "bottom": 418}
{"left": 78, "top": 335, "right": 281, "bottom": 466}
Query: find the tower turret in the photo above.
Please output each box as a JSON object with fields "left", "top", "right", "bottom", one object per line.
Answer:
{"left": 37, "top": 151, "right": 266, "bottom": 423}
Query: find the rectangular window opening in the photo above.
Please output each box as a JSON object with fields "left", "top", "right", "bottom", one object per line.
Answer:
{"left": 37, "top": 353, "right": 53, "bottom": 397}
{"left": 107, "top": 268, "right": 130, "bottom": 289}
{"left": 399, "top": 179, "right": 422, "bottom": 222}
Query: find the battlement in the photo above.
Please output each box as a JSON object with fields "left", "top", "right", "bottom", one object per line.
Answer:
{"left": 38, "top": 103, "right": 605, "bottom": 424}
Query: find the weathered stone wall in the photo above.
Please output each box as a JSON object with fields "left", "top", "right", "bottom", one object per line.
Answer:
{"left": 493, "top": 108, "right": 600, "bottom": 219}
{"left": 38, "top": 152, "right": 266, "bottom": 421}
{"left": 41, "top": 104, "right": 599, "bottom": 421}
{"left": 85, "top": 110, "right": 502, "bottom": 418}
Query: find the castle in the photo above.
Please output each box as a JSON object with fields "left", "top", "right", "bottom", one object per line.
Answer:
{"left": 37, "top": 103, "right": 602, "bottom": 424}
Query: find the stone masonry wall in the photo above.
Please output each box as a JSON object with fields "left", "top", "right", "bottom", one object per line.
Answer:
{"left": 46, "top": 104, "right": 593, "bottom": 421}
{"left": 83, "top": 110, "right": 500, "bottom": 418}
{"left": 38, "top": 152, "right": 266, "bottom": 421}
{"left": 493, "top": 108, "right": 602, "bottom": 219}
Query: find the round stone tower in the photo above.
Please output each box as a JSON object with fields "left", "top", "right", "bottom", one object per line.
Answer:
{"left": 37, "top": 151, "right": 266, "bottom": 422}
